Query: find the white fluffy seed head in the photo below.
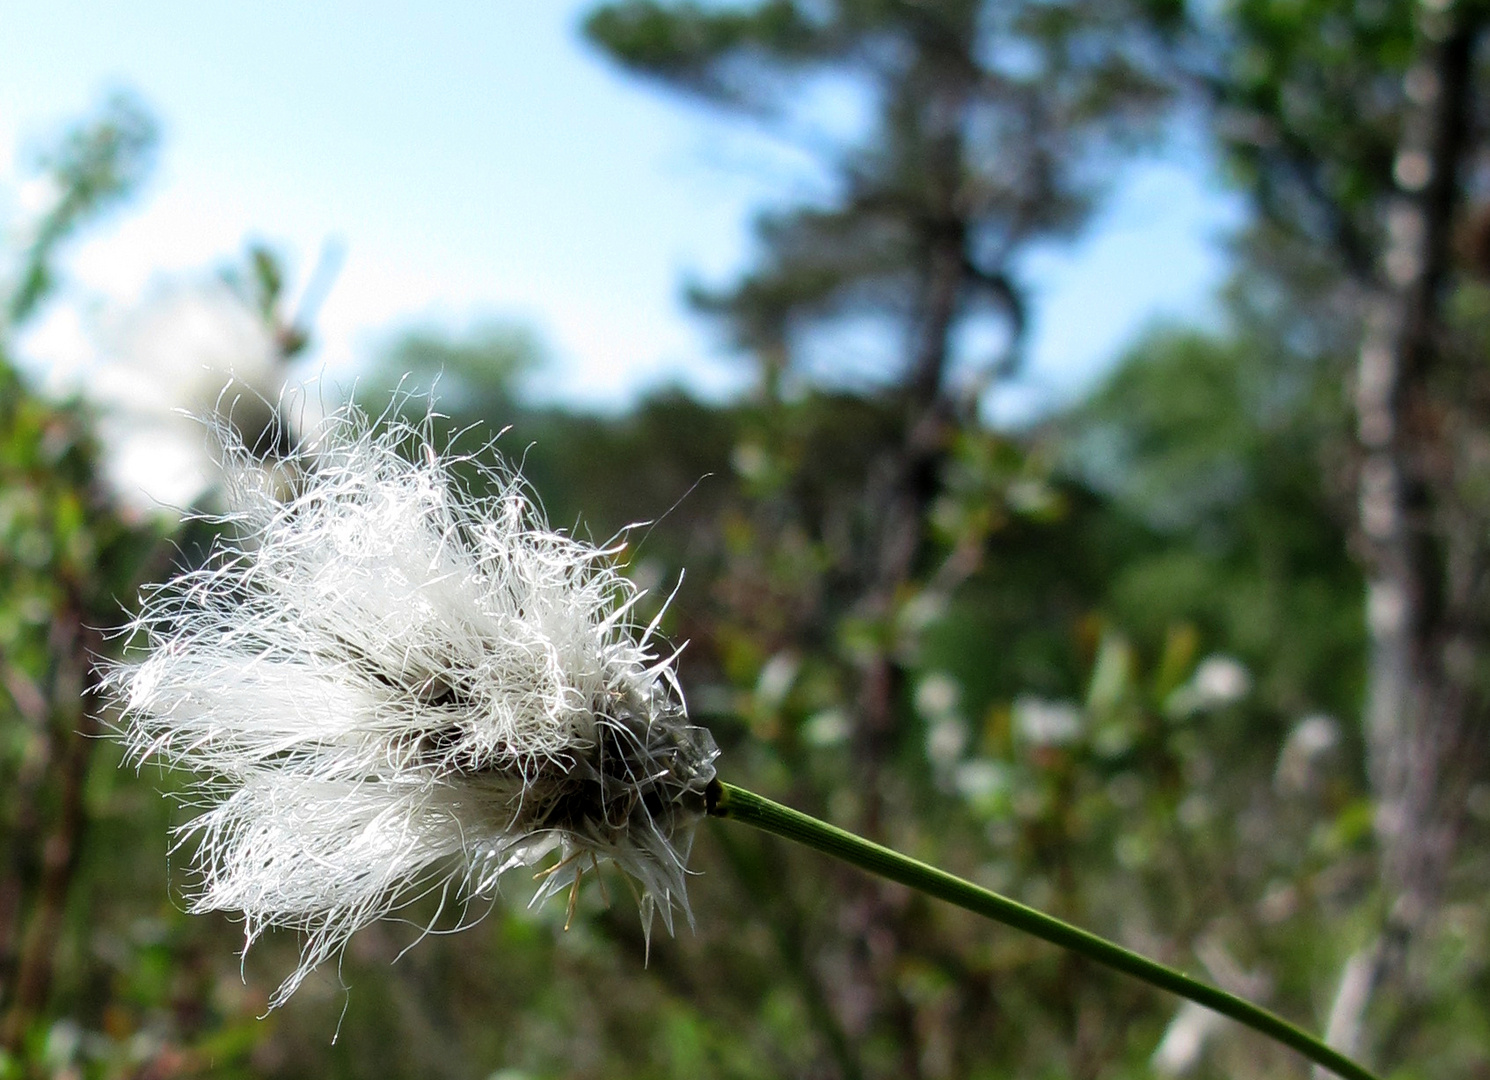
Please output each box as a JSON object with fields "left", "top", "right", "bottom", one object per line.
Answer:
{"left": 107, "top": 403, "right": 719, "bottom": 1006}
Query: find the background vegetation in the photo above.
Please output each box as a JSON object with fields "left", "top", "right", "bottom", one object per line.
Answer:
{"left": 3, "top": 2, "right": 1489, "bottom": 1077}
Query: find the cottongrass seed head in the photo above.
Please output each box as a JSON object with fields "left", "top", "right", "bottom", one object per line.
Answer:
{"left": 108, "top": 402, "right": 719, "bottom": 1006}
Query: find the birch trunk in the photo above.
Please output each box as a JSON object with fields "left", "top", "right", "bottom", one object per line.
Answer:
{"left": 1322, "top": 2, "right": 1486, "bottom": 1066}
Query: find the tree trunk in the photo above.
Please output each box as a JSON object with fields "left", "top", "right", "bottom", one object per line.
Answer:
{"left": 851, "top": 227, "right": 965, "bottom": 821}
{"left": 1323, "top": 3, "right": 1486, "bottom": 1067}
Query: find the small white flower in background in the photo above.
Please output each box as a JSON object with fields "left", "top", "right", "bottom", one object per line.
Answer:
{"left": 925, "top": 717, "right": 969, "bottom": 769}
{"left": 107, "top": 405, "right": 718, "bottom": 1007}
{"left": 952, "top": 759, "right": 1007, "bottom": 804}
{"left": 1165, "top": 654, "right": 1252, "bottom": 718}
{"left": 753, "top": 651, "right": 799, "bottom": 713}
{"left": 1190, "top": 656, "right": 1251, "bottom": 706}
{"left": 1012, "top": 695, "right": 1083, "bottom": 747}
{"left": 801, "top": 708, "right": 850, "bottom": 748}
{"left": 914, "top": 671, "right": 961, "bottom": 723}
{"left": 94, "top": 279, "right": 287, "bottom": 513}
{"left": 917, "top": 672, "right": 969, "bottom": 775}
{"left": 1274, "top": 713, "right": 1340, "bottom": 796}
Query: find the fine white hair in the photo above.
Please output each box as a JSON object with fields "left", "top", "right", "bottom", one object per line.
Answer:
{"left": 108, "top": 403, "right": 718, "bottom": 1006}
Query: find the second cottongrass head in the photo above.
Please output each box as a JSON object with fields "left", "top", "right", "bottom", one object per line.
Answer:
{"left": 109, "top": 403, "right": 719, "bottom": 1006}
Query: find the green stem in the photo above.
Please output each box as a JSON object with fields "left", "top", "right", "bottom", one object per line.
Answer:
{"left": 706, "top": 780, "right": 1379, "bottom": 1080}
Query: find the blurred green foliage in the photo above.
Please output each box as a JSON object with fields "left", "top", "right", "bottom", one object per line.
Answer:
{"left": 5, "top": 93, "right": 156, "bottom": 328}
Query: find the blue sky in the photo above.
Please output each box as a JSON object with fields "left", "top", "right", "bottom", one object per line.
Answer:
{"left": 0, "top": 0, "right": 1246, "bottom": 418}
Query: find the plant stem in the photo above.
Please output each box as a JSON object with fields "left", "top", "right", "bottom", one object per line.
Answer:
{"left": 706, "top": 780, "right": 1380, "bottom": 1080}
